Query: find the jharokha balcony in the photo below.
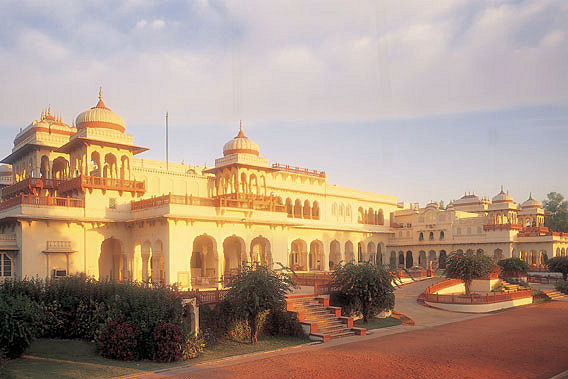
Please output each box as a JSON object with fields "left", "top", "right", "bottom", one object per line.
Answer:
{"left": 1, "top": 177, "right": 63, "bottom": 199}
{"left": 0, "top": 194, "right": 84, "bottom": 210}
{"left": 58, "top": 175, "right": 145, "bottom": 196}
{"left": 131, "top": 192, "right": 286, "bottom": 213}
{"left": 483, "top": 223, "right": 523, "bottom": 231}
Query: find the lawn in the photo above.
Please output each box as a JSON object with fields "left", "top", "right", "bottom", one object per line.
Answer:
{"left": 354, "top": 316, "right": 402, "bottom": 330}
{"left": 1, "top": 336, "right": 308, "bottom": 379}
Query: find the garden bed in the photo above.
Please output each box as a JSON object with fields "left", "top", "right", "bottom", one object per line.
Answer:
{"left": 1, "top": 336, "right": 309, "bottom": 378}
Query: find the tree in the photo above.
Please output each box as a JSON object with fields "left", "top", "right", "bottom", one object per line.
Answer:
{"left": 224, "top": 264, "right": 294, "bottom": 344}
{"left": 497, "top": 258, "right": 529, "bottom": 276}
{"left": 547, "top": 257, "right": 568, "bottom": 281}
{"left": 332, "top": 262, "right": 395, "bottom": 323}
{"left": 444, "top": 251, "right": 495, "bottom": 295}
{"left": 543, "top": 192, "right": 568, "bottom": 232}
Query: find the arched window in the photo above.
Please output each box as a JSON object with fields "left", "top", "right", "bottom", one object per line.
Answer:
{"left": 419, "top": 232, "right": 424, "bottom": 241}
{"left": 312, "top": 201, "right": 320, "bottom": 219}
{"left": 294, "top": 199, "right": 302, "bottom": 218}
{"left": 440, "top": 231, "right": 445, "bottom": 240}
{"left": 429, "top": 232, "right": 434, "bottom": 240}
{"left": 285, "top": 198, "right": 293, "bottom": 217}
{"left": 377, "top": 209, "right": 384, "bottom": 225}
{"left": 303, "top": 200, "right": 311, "bottom": 219}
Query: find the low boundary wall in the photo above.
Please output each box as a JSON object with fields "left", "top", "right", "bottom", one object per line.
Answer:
{"left": 422, "top": 279, "right": 533, "bottom": 313}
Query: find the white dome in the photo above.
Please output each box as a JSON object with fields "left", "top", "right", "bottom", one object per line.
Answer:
{"left": 75, "top": 89, "right": 125, "bottom": 133}
{"left": 492, "top": 188, "right": 513, "bottom": 203}
{"left": 521, "top": 194, "right": 541, "bottom": 209}
{"left": 222, "top": 122, "right": 260, "bottom": 157}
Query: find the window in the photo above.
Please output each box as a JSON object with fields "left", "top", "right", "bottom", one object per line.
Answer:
{"left": 419, "top": 232, "right": 424, "bottom": 241}
{"left": 429, "top": 232, "right": 434, "bottom": 240}
{"left": 440, "top": 231, "right": 445, "bottom": 240}
{"left": 0, "top": 253, "right": 12, "bottom": 278}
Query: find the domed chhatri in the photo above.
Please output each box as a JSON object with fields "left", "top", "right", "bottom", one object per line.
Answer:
{"left": 75, "top": 88, "right": 126, "bottom": 133}
{"left": 492, "top": 186, "right": 513, "bottom": 203}
{"left": 222, "top": 121, "right": 260, "bottom": 157}
{"left": 521, "top": 193, "right": 541, "bottom": 209}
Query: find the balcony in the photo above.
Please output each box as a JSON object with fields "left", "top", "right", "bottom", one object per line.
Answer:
{"left": 1, "top": 177, "right": 64, "bottom": 199}
{"left": 518, "top": 226, "right": 551, "bottom": 237}
{"left": 217, "top": 193, "right": 286, "bottom": 213}
{"left": 272, "top": 163, "right": 326, "bottom": 178}
{"left": 483, "top": 224, "right": 522, "bottom": 232}
{"left": 131, "top": 193, "right": 286, "bottom": 213}
{"left": 131, "top": 194, "right": 217, "bottom": 210}
{"left": 0, "top": 194, "right": 84, "bottom": 210}
{"left": 58, "top": 175, "right": 145, "bottom": 196}
{"left": 45, "top": 240, "right": 74, "bottom": 252}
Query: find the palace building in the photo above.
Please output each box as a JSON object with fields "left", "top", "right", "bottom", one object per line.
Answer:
{"left": 0, "top": 91, "right": 567, "bottom": 285}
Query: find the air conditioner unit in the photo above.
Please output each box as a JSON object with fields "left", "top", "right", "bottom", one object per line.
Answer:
{"left": 52, "top": 269, "right": 67, "bottom": 278}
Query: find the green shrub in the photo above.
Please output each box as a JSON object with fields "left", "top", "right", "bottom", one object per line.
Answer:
{"left": 199, "top": 301, "right": 236, "bottom": 345}
{"left": 445, "top": 251, "right": 495, "bottom": 296}
{"left": 265, "top": 311, "right": 305, "bottom": 338}
{"left": 556, "top": 280, "right": 568, "bottom": 294}
{"left": 498, "top": 258, "right": 529, "bottom": 276}
{"left": 0, "top": 294, "right": 37, "bottom": 359}
{"left": 0, "top": 275, "right": 186, "bottom": 362}
{"left": 184, "top": 332, "right": 205, "bottom": 359}
{"left": 97, "top": 319, "right": 141, "bottom": 360}
{"left": 548, "top": 257, "right": 568, "bottom": 281}
{"left": 332, "top": 262, "right": 395, "bottom": 322}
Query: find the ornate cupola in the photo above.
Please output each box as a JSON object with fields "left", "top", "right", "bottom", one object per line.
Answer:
{"left": 222, "top": 121, "right": 260, "bottom": 156}
{"left": 75, "top": 88, "right": 126, "bottom": 133}
{"left": 492, "top": 186, "right": 514, "bottom": 204}
{"left": 521, "top": 193, "right": 542, "bottom": 209}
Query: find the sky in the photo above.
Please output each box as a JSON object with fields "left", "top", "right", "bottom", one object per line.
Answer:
{"left": 0, "top": 0, "right": 566, "bottom": 205}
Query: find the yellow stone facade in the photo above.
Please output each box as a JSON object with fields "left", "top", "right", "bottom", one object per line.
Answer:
{"left": 0, "top": 92, "right": 566, "bottom": 285}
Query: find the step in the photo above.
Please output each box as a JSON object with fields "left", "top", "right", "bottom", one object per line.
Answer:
{"left": 318, "top": 325, "right": 350, "bottom": 334}
{"left": 329, "top": 331, "right": 356, "bottom": 339}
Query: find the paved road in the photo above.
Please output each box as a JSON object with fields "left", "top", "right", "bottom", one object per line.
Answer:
{"left": 136, "top": 279, "right": 568, "bottom": 378}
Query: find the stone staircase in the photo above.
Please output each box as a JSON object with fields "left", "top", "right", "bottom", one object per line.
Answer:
{"left": 501, "top": 282, "right": 523, "bottom": 293}
{"left": 286, "top": 296, "right": 366, "bottom": 342}
{"left": 544, "top": 290, "right": 566, "bottom": 300}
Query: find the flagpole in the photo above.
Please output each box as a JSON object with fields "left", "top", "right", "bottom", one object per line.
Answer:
{"left": 166, "top": 112, "right": 169, "bottom": 170}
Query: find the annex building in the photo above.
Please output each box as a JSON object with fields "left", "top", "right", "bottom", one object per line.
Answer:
{"left": 0, "top": 91, "right": 567, "bottom": 286}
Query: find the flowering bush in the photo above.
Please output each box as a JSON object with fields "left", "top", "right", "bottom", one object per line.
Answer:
{"left": 97, "top": 319, "right": 141, "bottom": 360}
{"left": 152, "top": 322, "right": 184, "bottom": 362}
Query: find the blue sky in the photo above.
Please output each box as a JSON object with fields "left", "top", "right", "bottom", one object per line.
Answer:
{"left": 0, "top": 0, "right": 566, "bottom": 205}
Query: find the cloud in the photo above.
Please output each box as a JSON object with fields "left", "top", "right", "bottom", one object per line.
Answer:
{"left": 0, "top": 0, "right": 566, "bottom": 127}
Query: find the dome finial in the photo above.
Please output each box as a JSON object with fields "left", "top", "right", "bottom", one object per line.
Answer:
{"left": 95, "top": 87, "right": 108, "bottom": 109}
{"left": 529, "top": 192, "right": 533, "bottom": 200}
{"left": 236, "top": 120, "right": 246, "bottom": 138}
{"left": 500, "top": 185, "right": 504, "bottom": 193}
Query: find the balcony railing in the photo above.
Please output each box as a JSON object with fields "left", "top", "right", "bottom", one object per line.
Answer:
{"left": 2, "top": 177, "right": 65, "bottom": 199}
{"left": 217, "top": 193, "right": 286, "bottom": 212}
{"left": 132, "top": 193, "right": 286, "bottom": 213}
{"left": 131, "top": 194, "right": 217, "bottom": 210}
{"left": 0, "top": 194, "right": 84, "bottom": 210}
{"left": 58, "top": 175, "right": 145, "bottom": 196}
{"left": 45, "top": 240, "right": 73, "bottom": 252}
{"left": 272, "top": 163, "right": 326, "bottom": 178}
{"left": 483, "top": 223, "right": 522, "bottom": 231}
